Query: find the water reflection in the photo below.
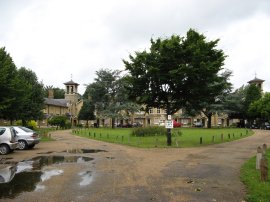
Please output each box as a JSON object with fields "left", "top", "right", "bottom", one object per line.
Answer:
{"left": 0, "top": 155, "right": 93, "bottom": 199}
{"left": 64, "top": 148, "right": 107, "bottom": 153}
{"left": 79, "top": 171, "right": 93, "bottom": 186}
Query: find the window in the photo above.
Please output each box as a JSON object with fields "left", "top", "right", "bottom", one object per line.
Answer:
{"left": 157, "top": 108, "right": 161, "bottom": 114}
{"left": 149, "top": 108, "right": 153, "bottom": 114}
{"left": 0, "top": 128, "right": 6, "bottom": 136}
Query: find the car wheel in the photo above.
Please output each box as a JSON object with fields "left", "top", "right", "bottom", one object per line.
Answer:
{"left": 28, "top": 144, "right": 35, "bottom": 149}
{"left": 0, "top": 144, "right": 10, "bottom": 155}
{"left": 18, "top": 140, "right": 28, "bottom": 150}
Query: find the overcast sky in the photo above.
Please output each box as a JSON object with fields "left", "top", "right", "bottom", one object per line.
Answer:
{"left": 1, "top": 0, "right": 270, "bottom": 94}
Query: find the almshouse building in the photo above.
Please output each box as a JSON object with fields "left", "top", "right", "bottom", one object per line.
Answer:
{"left": 41, "top": 79, "right": 83, "bottom": 127}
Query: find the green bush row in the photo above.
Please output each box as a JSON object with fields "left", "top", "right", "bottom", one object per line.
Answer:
{"left": 131, "top": 126, "right": 167, "bottom": 137}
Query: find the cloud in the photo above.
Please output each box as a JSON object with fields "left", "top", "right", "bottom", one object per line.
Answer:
{"left": 0, "top": 0, "right": 270, "bottom": 94}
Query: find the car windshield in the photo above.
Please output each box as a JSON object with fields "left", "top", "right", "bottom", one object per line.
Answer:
{"left": 18, "top": 126, "right": 34, "bottom": 132}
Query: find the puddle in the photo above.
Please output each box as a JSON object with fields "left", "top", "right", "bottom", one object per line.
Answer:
{"left": 0, "top": 155, "right": 94, "bottom": 199}
{"left": 64, "top": 148, "right": 107, "bottom": 153}
{"left": 78, "top": 171, "right": 93, "bottom": 186}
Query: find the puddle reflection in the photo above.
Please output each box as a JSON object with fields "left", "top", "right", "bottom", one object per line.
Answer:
{"left": 64, "top": 148, "right": 107, "bottom": 153}
{"left": 79, "top": 171, "right": 93, "bottom": 186}
{"left": 0, "top": 155, "right": 94, "bottom": 199}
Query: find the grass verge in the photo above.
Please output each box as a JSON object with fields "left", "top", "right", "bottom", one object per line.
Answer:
{"left": 72, "top": 127, "right": 253, "bottom": 148}
{"left": 240, "top": 149, "right": 270, "bottom": 202}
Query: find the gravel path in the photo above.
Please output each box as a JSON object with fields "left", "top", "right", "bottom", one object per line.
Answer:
{"left": 1, "top": 129, "right": 270, "bottom": 202}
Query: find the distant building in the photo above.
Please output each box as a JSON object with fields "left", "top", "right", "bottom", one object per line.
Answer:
{"left": 248, "top": 76, "right": 265, "bottom": 91}
{"left": 41, "top": 79, "right": 83, "bottom": 126}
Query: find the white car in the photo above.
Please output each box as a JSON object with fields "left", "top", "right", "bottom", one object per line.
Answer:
{"left": 0, "top": 126, "right": 18, "bottom": 155}
{"left": 13, "top": 126, "right": 40, "bottom": 150}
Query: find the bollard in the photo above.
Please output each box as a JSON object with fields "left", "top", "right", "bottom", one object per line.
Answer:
{"left": 228, "top": 133, "right": 230, "bottom": 139}
{"left": 262, "top": 144, "right": 267, "bottom": 155}
{"left": 221, "top": 134, "right": 224, "bottom": 141}
{"left": 233, "top": 133, "right": 235, "bottom": 139}
{"left": 260, "top": 155, "right": 268, "bottom": 182}
{"left": 107, "top": 134, "right": 109, "bottom": 139}
{"left": 212, "top": 136, "right": 215, "bottom": 143}
{"left": 94, "top": 133, "right": 96, "bottom": 138}
{"left": 200, "top": 137, "right": 203, "bottom": 144}
{"left": 256, "top": 146, "right": 262, "bottom": 170}
{"left": 122, "top": 136, "right": 124, "bottom": 142}
{"left": 155, "top": 138, "right": 158, "bottom": 147}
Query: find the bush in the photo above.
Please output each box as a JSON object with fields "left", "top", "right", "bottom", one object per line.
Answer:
{"left": 132, "top": 126, "right": 167, "bottom": 137}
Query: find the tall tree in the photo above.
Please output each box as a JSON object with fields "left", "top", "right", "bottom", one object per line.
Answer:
{"left": 17, "top": 67, "right": 44, "bottom": 125}
{"left": 78, "top": 99, "right": 95, "bottom": 127}
{"left": 123, "top": 29, "right": 227, "bottom": 145}
{"left": 84, "top": 69, "right": 140, "bottom": 128}
{"left": 244, "top": 84, "right": 262, "bottom": 119}
{"left": 198, "top": 70, "right": 232, "bottom": 128}
{"left": 0, "top": 47, "right": 23, "bottom": 122}
{"left": 248, "top": 92, "right": 270, "bottom": 122}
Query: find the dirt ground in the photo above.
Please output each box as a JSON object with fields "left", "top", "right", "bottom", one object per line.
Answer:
{"left": 1, "top": 129, "right": 270, "bottom": 202}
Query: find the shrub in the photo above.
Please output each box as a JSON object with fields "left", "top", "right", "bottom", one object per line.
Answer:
{"left": 132, "top": 126, "right": 167, "bottom": 137}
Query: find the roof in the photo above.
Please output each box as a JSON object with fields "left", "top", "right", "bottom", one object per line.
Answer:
{"left": 63, "top": 80, "right": 79, "bottom": 86}
{"left": 44, "top": 98, "right": 69, "bottom": 107}
{"left": 248, "top": 77, "right": 265, "bottom": 84}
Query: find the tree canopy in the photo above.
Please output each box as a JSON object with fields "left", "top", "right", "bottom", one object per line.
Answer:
{"left": 0, "top": 47, "right": 44, "bottom": 124}
{"left": 123, "top": 29, "right": 229, "bottom": 144}
{"left": 83, "top": 69, "right": 140, "bottom": 128}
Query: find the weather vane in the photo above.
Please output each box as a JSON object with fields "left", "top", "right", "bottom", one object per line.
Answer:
{"left": 71, "top": 74, "right": 73, "bottom": 80}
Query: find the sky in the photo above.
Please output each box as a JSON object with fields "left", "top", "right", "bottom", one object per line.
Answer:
{"left": 0, "top": 0, "right": 270, "bottom": 95}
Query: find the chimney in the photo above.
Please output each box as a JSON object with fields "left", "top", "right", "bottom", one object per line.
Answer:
{"left": 48, "top": 89, "right": 54, "bottom": 99}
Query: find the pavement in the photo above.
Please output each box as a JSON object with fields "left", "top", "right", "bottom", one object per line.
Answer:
{"left": 0, "top": 129, "right": 269, "bottom": 202}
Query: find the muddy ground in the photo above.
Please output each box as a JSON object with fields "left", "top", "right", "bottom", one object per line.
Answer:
{"left": 0, "top": 129, "right": 270, "bottom": 202}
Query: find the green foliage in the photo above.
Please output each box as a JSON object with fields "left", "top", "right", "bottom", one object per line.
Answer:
{"left": 249, "top": 92, "right": 270, "bottom": 121}
{"left": 240, "top": 149, "right": 270, "bottom": 202}
{"left": 0, "top": 48, "right": 44, "bottom": 123}
{"left": 78, "top": 99, "right": 95, "bottom": 121}
{"left": 0, "top": 47, "right": 21, "bottom": 120}
{"left": 44, "top": 86, "right": 65, "bottom": 99}
{"left": 131, "top": 126, "right": 167, "bottom": 137}
{"left": 84, "top": 69, "right": 140, "bottom": 128}
{"left": 123, "top": 29, "right": 228, "bottom": 115}
{"left": 17, "top": 67, "right": 44, "bottom": 123}
{"left": 48, "top": 116, "right": 70, "bottom": 129}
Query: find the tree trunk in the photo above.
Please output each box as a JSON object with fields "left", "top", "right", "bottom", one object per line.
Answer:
{"left": 207, "top": 113, "right": 212, "bottom": 128}
{"left": 112, "top": 118, "right": 115, "bottom": 129}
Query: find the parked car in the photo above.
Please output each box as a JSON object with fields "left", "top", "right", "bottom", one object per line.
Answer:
{"left": 0, "top": 126, "right": 18, "bottom": 155}
{"left": 173, "top": 120, "right": 182, "bottom": 128}
{"left": 261, "top": 122, "right": 270, "bottom": 130}
{"left": 13, "top": 126, "right": 40, "bottom": 150}
{"left": 193, "top": 122, "right": 203, "bottom": 127}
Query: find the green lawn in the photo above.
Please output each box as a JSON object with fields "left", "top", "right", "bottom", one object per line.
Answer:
{"left": 72, "top": 127, "right": 253, "bottom": 148}
{"left": 37, "top": 128, "right": 56, "bottom": 141}
{"left": 240, "top": 149, "right": 270, "bottom": 202}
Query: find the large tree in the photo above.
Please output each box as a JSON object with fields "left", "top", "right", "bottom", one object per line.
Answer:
{"left": 17, "top": 67, "right": 44, "bottom": 125}
{"left": 0, "top": 47, "right": 25, "bottom": 122}
{"left": 199, "top": 70, "right": 232, "bottom": 128}
{"left": 123, "top": 29, "right": 227, "bottom": 145}
{"left": 248, "top": 92, "right": 270, "bottom": 122}
{"left": 78, "top": 100, "right": 95, "bottom": 127}
{"left": 84, "top": 69, "right": 140, "bottom": 128}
